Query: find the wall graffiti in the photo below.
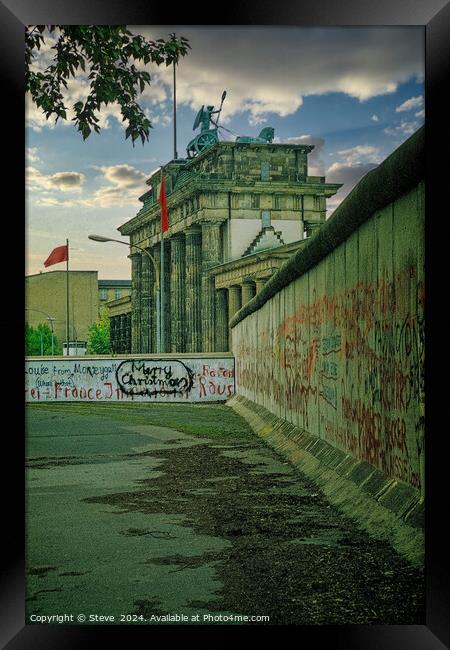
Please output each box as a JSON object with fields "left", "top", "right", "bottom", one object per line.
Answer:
{"left": 233, "top": 184, "right": 424, "bottom": 492}
{"left": 25, "top": 357, "right": 235, "bottom": 403}
{"left": 116, "top": 359, "right": 194, "bottom": 397}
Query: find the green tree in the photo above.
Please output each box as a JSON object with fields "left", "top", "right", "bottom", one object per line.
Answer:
{"left": 87, "top": 310, "right": 110, "bottom": 354}
{"left": 25, "top": 322, "right": 62, "bottom": 356}
{"left": 25, "top": 26, "right": 190, "bottom": 144}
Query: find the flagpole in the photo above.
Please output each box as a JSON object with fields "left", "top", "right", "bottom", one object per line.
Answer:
{"left": 173, "top": 59, "right": 178, "bottom": 160}
{"left": 66, "top": 238, "right": 70, "bottom": 356}
{"left": 160, "top": 227, "right": 165, "bottom": 354}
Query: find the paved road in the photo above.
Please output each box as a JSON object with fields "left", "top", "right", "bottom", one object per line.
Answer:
{"left": 26, "top": 403, "right": 424, "bottom": 625}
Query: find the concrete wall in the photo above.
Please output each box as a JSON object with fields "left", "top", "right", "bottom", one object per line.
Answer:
{"left": 25, "top": 354, "right": 235, "bottom": 403}
{"left": 231, "top": 127, "right": 425, "bottom": 496}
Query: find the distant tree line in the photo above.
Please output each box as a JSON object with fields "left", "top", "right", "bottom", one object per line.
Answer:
{"left": 25, "top": 310, "right": 111, "bottom": 356}
{"left": 25, "top": 322, "right": 62, "bottom": 356}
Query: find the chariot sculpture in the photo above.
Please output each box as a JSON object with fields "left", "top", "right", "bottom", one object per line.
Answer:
{"left": 186, "top": 90, "right": 275, "bottom": 158}
{"left": 186, "top": 92, "right": 226, "bottom": 158}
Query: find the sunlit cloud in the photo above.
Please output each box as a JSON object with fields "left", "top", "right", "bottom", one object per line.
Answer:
{"left": 395, "top": 95, "right": 423, "bottom": 112}
{"left": 26, "top": 166, "right": 85, "bottom": 192}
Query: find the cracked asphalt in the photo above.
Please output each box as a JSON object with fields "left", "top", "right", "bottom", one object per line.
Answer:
{"left": 26, "top": 402, "right": 424, "bottom": 625}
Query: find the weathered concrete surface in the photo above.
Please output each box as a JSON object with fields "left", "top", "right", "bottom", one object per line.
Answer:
{"left": 25, "top": 356, "right": 235, "bottom": 403}
{"left": 231, "top": 129, "right": 425, "bottom": 513}
{"left": 228, "top": 395, "right": 424, "bottom": 568}
{"left": 26, "top": 403, "right": 424, "bottom": 625}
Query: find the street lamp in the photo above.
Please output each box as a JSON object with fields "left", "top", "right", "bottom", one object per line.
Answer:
{"left": 25, "top": 308, "right": 56, "bottom": 355}
{"left": 88, "top": 234, "right": 163, "bottom": 353}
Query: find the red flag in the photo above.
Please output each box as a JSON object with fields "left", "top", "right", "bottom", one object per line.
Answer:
{"left": 44, "top": 244, "right": 68, "bottom": 268}
{"left": 159, "top": 175, "right": 169, "bottom": 234}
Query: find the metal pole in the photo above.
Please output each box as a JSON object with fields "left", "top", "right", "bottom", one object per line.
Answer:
{"left": 173, "top": 61, "right": 178, "bottom": 160}
{"left": 48, "top": 318, "right": 54, "bottom": 355}
{"left": 160, "top": 235, "right": 165, "bottom": 353}
{"left": 156, "top": 286, "right": 161, "bottom": 353}
{"left": 66, "top": 238, "right": 70, "bottom": 356}
{"left": 148, "top": 293, "right": 152, "bottom": 354}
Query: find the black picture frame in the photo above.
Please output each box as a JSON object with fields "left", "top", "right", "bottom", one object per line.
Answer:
{"left": 4, "top": 1, "right": 449, "bottom": 647}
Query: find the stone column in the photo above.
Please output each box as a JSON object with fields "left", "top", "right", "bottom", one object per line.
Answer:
{"left": 201, "top": 222, "right": 222, "bottom": 352}
{"left": 228, "top": 285, "right": 242, "bottom": 317}
{"left": 185, "top": 226, "right": 202, "bottom": 352}
{"left": 255, "top": 277, "right": 268, "bottom": 293}
{"left": 151, "top": 244, "right": 161, "bottom": 353}
{"left": 146, "top": 249, "right": 155, "bottom": 353}
{"left": 109, "top": 316, "right": 116, "bottom": 353}
{"left": 215, "top": 288, "right": 229, "bottom": 352}
{"left": 113, "top": 316, "right": 122, "bottom": 354}
{"left": 125, "top": 313, "right": 132, "bottom": 353}
{"left": 241, "top": 280, "right": 256, "bottom": 305}
{"left": 228, "top": 285, "right": 241, "bottom": 352}
{"left": 140, "top": 252, "right": 152, "bottom": 353}
{"left": 170, "top": 234, "right": 185, "bottom": 352}
{"left": 119, "top": 314, "right": 126, "bottom": 353}
{"left": 130, "top": 253, "right": 142, "bottom": 353}
{"left": 162, "top": 239, "right": 171, "bottom": 352}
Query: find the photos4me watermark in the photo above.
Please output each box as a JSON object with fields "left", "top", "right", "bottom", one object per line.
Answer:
{"left": 29, "top": 613, "right": 270, "bottom": 624}
{"left": 201, "top": 614, "right": 269, "bottom": 623}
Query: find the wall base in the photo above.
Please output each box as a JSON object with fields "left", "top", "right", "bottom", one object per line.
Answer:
{"left": 227, "top": 394, "right": 424, "bottom": 568}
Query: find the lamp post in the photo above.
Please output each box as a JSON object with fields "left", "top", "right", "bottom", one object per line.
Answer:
{"left": 88, "top": 234, "right": 162, "bottom": 353}
{"left": 25, "top": 308, "right": 56, "bottom": 355}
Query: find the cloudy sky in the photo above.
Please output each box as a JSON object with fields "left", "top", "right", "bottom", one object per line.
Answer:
{"left": 26, "top": 26, "right": 425, "bottom": 279}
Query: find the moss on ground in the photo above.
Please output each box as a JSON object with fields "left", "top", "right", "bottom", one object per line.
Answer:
{"left": 26, "top": 402, "right": 254, "bottom": 441}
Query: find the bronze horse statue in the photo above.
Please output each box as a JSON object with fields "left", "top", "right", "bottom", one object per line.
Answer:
{"left": 236, "top": 127, "right": 275, "bottom": 144}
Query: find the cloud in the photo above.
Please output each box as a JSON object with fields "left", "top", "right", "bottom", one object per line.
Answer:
{"left": 26, "top": 26, "right": 423, "bottom": 131}
{"left": 324, "top": 144, "right": 381, "bottom": 215}
{"left": 87, "top": 186, "right": 140, "bottom": 208}
{"left": 26, "top": 166, "right": 85, "bottom": 192}
{"left": 371, "top": 114, "right": 379, "bottom": 122}
{"left": 51, "top": 172, "right": 86, "bottom": 190}
{"left": 30, "top": 162, "right": 148, "bottom": 209}
{"left": 334, "top": 144, "right": 381, "bottom": 166}
{"left": 26, "top": 147, "right": 40, "bottom": 162}
{"left": 94, "top": 164, "right": 147, "bottom": 189}
{"left": 384, "top": 120, "right": 420, "bottom": 136}
{"left": 326, "top": 161, "right": 378, "bottom": 215}
{"left": 35, "top": 196, "right": 79, "bottom": 208}
{"left": 134, "top": 26, "right": 423, "bottom": 125}
{"left": 415, "top": 109, "right": 425, "bottom": 118}
{"left": 395, "top": 95, "right": 423, "bottom": 112}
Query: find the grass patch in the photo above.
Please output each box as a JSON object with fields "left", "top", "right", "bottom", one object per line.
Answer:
{"left": 26, "top": 402, "right": 255, "bottom": 442}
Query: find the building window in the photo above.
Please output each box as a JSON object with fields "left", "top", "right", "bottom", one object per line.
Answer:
{"left": 231, "top": 193, "right": 239, "bottom": 209}
{"left": 261, "top": 161, "right": 270, "bottom": 181}
{"left": 99, "top": 289, "right": 108, "bottom": 300}
{"left": 261, "top": 210, "right": 271, "bottom": 228}
{"left": 115, "top": 289, "right": 122, "bottom": 299}
{"left": 251, "top": 194, "right": 260, "bottom": 209}
{"left": 274, "top": 194, "right": 282, "bottom": 209}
